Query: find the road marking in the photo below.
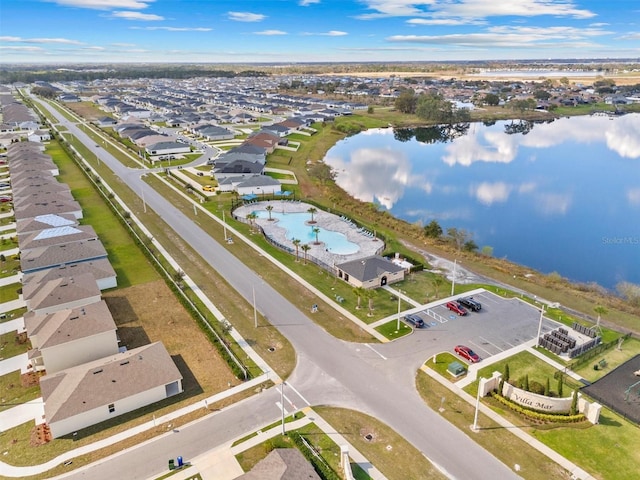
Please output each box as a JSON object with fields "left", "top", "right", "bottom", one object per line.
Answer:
{"left": 286, "top": 383, "right": 311, "bottom": 407}
{"left": 365, "top": 343, "right": 387, "bottom": 360}
{"left": 478, "top": 336, "right": 504, "bottom": 352}
{"left": 275, "top": 401, "right": 289, "bottom": 415}
{"left": 468, "top": 339, "right": 493, "bottom": 356}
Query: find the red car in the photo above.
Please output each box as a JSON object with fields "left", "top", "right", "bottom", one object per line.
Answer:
{"left": 446, "top": 301, "right": 467, "bottom": 316}
{"left": 454, "top": 345, "right": 480, "bottom": 363}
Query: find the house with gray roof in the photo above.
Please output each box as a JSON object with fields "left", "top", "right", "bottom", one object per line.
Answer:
{"left": 18, "top": 225, "right": 99, "bottom": 252}
{"left": 335, "top": 255, "right": 405, "bottom": 289}
{"left": 20, "top": 238, "right": 108, "bottom": 274}
{"left": 13, "top": 190, "right": 75, "bottom": 210}
{"left": 145, "top": 141, "right": 190, "bottom": 156}
{"left": 41, "top": 342, "right": 183, "bottom": 438}
{"left": 22, "top": 258, "right": 117, "bottom": 291}
{"left": 25, "top": 300, "right": 118, "bottom": 374}
{"left": 16, "top": 213, "right": 78, "bottom": 236}
{"left": 13, "top": 198, "right": 83, "bottom": 221}
{"left": 24, "top": 272, "right": 102, "bottom": 315}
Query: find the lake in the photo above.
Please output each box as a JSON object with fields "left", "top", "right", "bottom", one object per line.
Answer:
{"left": 324, "top": 113, "right": 640, "bottom": 290}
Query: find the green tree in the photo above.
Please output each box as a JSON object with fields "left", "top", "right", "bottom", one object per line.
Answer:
{"left": 463, "top": 240, "right": 478, "bottom": 252}
{"left": 312, "top": 227, "right": 320, "bottom": 244}
{"left": 570, "top": 390, "right": 578, "bottom": 415}
{"left": 367, "top": 105, "right": 375, "bottom": 114}
{"left": 423, "top": 220, "right": 443, "bottom": 238}
{"left": 307, "top": 207, "right": 317, "bottom": 223}
{"left": 353, "top": 286, "right": 366, "bottom": 309}
{"left": 557, "top": 375, "right": 564, "bottom": 397}
{"left": 533, "top": 89, "right": 551, "bottom": 100}
{"left": 523, "top": 374, "right": 529, "bottom": 391}
{"left": 394, "top": 89, "right": 417, "bottom": 114}
{"left": 504, "top": 363, "right": 510, "bottom": 382}
{"left": 544, "top": 377, "right": 550, "bottom": 396}
{"left": 430, "top": 275, "right": 444, "bottom": 299}
{"left": 292, "top": 238, "right": 301, "bottom": 261}
{"left": 265, "top": 204, "right": 274, "bottom": 221}
{"left": 301, "top": 243, "right": 311, "bottom": 264}
{"left": 594, "top": 305, "right": 607, "bottom": 326}
{"left": 481, "top": 245, "right": 493, "bottom": 257}
{"left": 483, "top": 93, "right": 500, "bottom": 106}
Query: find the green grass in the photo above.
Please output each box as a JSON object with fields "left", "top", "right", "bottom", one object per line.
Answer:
{"left": 231, "top": 412, "right": 306, "bottom": 447}
{"left": 0, "top": 372, "right": 41, "bottom": 412}
{"left": 0, "top": 331, "right": 31, "bottom": 359}
{"left": 570, "top": 336, "right": 640, "bottom": 382}
{"left": 374, "top": 319, "right": 413, "bottom": 340}
{"left": 423, "top": 351, "right": 469, "bottom": 380}
{"left": 0, "top": 283, "right": 21, "bottom": 303}
{"left": 0, "top": 257, "right": 22, "bottom": 279}
{"left": 45, "top": 140, "right": 159, "bottom": 288}
{"left": 0, "top": 307, "right": 28, "bottom": 323}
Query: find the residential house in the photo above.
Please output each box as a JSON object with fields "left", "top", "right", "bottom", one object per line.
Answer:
{"left": 22, "top": 259, "right": 117, "bottom": 291}
{"left": 20, "top": 238, "right": 108, "bottom": 274}
{"left": 25, "top": 300, "right": 118, "bottom": 374}
{"left": 24, "top": 272, "right": 102, "bottom": 315}
{"left": 18, "top": 225, "right": 99, "bottom": 253}
{"left": 145, "top": 141, "right": 191, "bottom": 156}
{"left": 236, "top": 448, "right": 321, "bottom": 480}
{"left": 335, "top": 255, "right": 405, "bottom": 289}
{"left": 41, "top": 342, "right": 183, "bottom": 438}
{"left": 16, "top": 213, "right": 78, "bottom": 236}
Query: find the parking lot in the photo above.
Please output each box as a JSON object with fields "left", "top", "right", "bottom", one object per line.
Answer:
{"left": 405, "top": 289, "right": 561, "bottom": 362}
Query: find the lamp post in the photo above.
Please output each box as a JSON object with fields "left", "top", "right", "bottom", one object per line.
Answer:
{"left": 396, "top": 289, "right": 403, "bottom": 331}
{"left": 536, "top": 305, "right": 545, "bottom": 347}
{"left": 450, "top": 259, "right": 458, "bottom": 296}
{"left": 253, "top": 286, "right": 258, "bottom": 328}
{"left": 280, "top": 382, "right": 286, "bottom": 435}
{"left": 473, "top": 378, "right": 483, "bottom": 431}
{"left": 222, "top": 210, "right": 228, "bottom": 241}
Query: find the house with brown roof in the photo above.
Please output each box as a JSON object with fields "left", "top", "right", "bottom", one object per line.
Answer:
{"left": 18, "top": 225, "right": 99, "bottom": 253}
{"left": 25, "top": 300, "right": 118, "bottom": 374}
{"left": 24, "top": 272, "right": 102, "bottom": 315}
{"left": 20, "top": 238, "right": 107, "bottom": 274}
{"left": 40, "top": 342, "right": 183, "bottom": 438}
{"left": 236, "top": 448, "right": 321, "bottom": 480}
{"left": 15, "top": 213, "right": 78, "bottom": 236}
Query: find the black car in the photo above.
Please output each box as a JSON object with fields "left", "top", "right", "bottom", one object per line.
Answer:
{"left": 404, "top": 314, "right": 426, "bottom": 328}
{"left": 457, "top": 296, "right": 482, "bottom": 312}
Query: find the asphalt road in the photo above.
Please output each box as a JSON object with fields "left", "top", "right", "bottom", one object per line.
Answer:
{"left": 34, "top": 97, "right": 521, "bottom": 480}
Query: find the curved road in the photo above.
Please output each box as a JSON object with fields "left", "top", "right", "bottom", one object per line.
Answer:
{"left": 34, "top": 97, "right": 519, "bottom": 480}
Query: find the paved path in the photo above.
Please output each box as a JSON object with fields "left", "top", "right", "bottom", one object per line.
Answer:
{"left": 0, "top": 317, "right": 24, "bottom": 335}
{"left": 0, "top": 398, "right": 45, "bottom": 432}
{"left": 0, "top": 273, "right": 21, "bottom": 288}
{"left": 0, "top": 352, "right": 27, "bottom": 375}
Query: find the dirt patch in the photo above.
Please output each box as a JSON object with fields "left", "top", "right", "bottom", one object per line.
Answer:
{"left": 103, "top": 280, "right": 237, "bottom": 396}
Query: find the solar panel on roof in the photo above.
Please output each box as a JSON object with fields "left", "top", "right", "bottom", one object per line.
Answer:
{"left": 33, "top": 226, "right": 83, "bottom": 240}
{"left": 33, "top": 214, "right": 75, "bottom": 227}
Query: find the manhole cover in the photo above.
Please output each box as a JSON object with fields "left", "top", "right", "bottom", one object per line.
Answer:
{"left": 365, "top": 434, "right": 373, "bottom": 441}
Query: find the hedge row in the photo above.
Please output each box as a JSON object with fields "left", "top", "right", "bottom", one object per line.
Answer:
{"left": 290, "top": 432, "right": 341, "bottom": 480}
{"left": 490, "top": 392, "right": 585, "bottom": 423}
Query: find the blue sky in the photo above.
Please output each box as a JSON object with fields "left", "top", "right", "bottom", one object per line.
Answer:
{"left": 1, "top": 0, "right": 639, "bottom": 63}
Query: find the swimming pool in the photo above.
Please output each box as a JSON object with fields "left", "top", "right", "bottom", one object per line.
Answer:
{"left": 254, "top": 211, "right": 360, "bottom": 255}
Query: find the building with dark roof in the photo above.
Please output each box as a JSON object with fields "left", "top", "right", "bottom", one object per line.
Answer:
{"left": 335, "top": 255, "right": 405, "bottom": 289}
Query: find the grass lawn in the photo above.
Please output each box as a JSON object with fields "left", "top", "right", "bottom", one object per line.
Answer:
{"left": 0, "top": 330, "right": 30, "bottom": 359}
{"left": 374, "top": 319, "right": 413, "bottom": 340}
{"left": 424, "top": 351, "right": 470, "bottom": 381}
{"left": 571, "top": 336, "right": 640, "bottom": 382}
{"left": 315, "top": 407, "right": 447, "bottom": 480}
{"left": 415, "top": 371, "right": 570, "bottom": 480}
{"left": 0, "top": 283, "right": 21, "bottom": 304}
{"left": 0, "top": 256, "right": 20, "bottom": 279}
{"left": 0, "top": 371, "right": 41, "bottom": 412}
{"left": 461, "top": 350, "right": 640, "bottom": 479}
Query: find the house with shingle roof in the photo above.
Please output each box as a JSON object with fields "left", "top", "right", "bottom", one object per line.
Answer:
{"left": 40, "top": 342, "right": 183, "bottom": 438}
{"left": 335, "top": 255, "right": 405, "bottom": 289}
{"left": 22, "top": 258, "right": 117, "bottom": 291}
{"left": 236, "top": 448, "right": 321, "bottom": 480}
{"left": 20, "top": 238, "right": 108, "bottom": 274}
{"left": 24, "top": 272, "right": 102, "bottom": 315}
{"left": 25, "top": 300, "right": 118, "bottom": 374}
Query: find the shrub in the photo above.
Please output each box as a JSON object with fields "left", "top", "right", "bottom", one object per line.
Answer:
{"left": 529, "top": 380, "right": 545, "bottom": 395}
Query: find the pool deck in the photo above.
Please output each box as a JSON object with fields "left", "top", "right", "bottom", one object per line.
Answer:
{"left": 234, "top": 200, "right": 383, "bottom": 267}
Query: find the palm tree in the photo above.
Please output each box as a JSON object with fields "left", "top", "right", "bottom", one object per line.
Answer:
{"left": 246, "top": 212, "right": 257, "bottom": 233}
{"left": 431, "top": 275, "right": 445, "bottom": 299}
{"left": 292, "top": 238, "right": 301, "bottom": 261}
{"left": 265, "top": 205, "right": 274, "bottom": 221}
{"left": 365, "top": 289, "right": 375, "bottom": 317}
{"left": 594, "top": 305, "right": 607, "bottom": 328}
{"left": 301, "top": 244, "right": 311, "bottom": 264}
{"left": 307, "top": 207, "right": 317, "bottom": 224}
{"left": 353, "top": 286, "right": 366, "bottom": 310}
{"left": 312, "top": 226, "right": 320, "bottom": 244}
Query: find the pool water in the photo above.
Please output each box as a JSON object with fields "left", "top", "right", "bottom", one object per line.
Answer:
{"left": 254, "top": 211, "right": 360, "bottom": 255}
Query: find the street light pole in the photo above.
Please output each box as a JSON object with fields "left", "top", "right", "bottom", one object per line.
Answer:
{"left": 253, "top": 286, "right": 258, "bottom": 328}
{"left": 536, "top": 305, "right": 545, "bottom": 347}
{"left": 280, "top": 382, "right": 286, "bottom": 435}
{"left": 396, "top": 290, "right": 402, "bottom": 330}
{"left": 473, "top": 378, "right": 482, "bottom": 431}
{"left": 450, "top": 259, "right": 458, "bottom": 296}
{"left": 222, "top": 210, "right": 228, "bottom": 241}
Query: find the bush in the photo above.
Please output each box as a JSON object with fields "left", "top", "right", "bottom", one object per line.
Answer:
{"left": 529, "top": 380, "right": 545, "bottom": 395}
{"left": 490, "top": 392, "right": 585, "bottom": 423}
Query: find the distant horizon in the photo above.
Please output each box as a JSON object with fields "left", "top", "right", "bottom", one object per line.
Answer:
{"left": 2, "top": 1, "right": 638, "bottom": 63}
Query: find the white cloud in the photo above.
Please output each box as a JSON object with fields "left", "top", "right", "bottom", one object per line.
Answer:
{"left": 299, "top": 0, "right": 320, "bottom": 5}
{"left": 359, "top": 0, "right": 596, "bottom": 20}
{"left": 0, "top": 46, "right": 44, "bottom": 52}
{"left": 112, "top": 10, "right": 163, "bottom": 20}
{"left": 111, "top": 42, "right": 137, "bottom": 47}
{"left": 535, "top": 193, "right": 572, "bottom": 216}
{"left": 323, "top": 30, "right": 348, "bottom": 36}
{"left": 131, "top": 26, "right": 212, "bottom": 31}
{"left": 472, "top": 182, "right": 511, "bottom": 205}
{"left": 46, "top": 0, "right": 153, "bottom": 9}
{"left": 407, "top": 18, "right": 484, "bottom": 26}
{"left": 254, "top": 30, "right": 287, "bottom": 36}
{"left": 627, "top": 188, "right": 640, "bottom": 206}
{"left": 0, "top": 36, "right": 84, "bottom": 45}
{"left": 228, "top": 11, "right": 266, "bottom": 22}
{"left": 518, "top": 182, "right": 536, "bottom": 194}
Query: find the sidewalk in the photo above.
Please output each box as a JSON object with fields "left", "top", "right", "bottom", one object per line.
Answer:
{"left": 422, "top": 360, "right": 594, "bottom": 480}
{"left": 0, "top": 273, "right": 21, "bottom": 288}
{"left": 167, "top": 408, "right": 388, "bottom": 480}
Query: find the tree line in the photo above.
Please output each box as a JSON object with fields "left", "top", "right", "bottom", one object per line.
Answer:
{"left": 394, "top": 89, "right": 471, "bottom": 124}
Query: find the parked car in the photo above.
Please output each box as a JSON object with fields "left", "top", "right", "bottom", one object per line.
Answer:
{"left": 202, "top": 185, "right": 214, "bottom": 192}
{"left": 446, "top": 301, "right": 468, "bottom": 316}
{"left": 457, "top": 296, "right": 482, "bottom": 312}
{"left": 403, "top": 314, "right": 425, "bottom": 329}
{"left": 0, "top": 196, "right": 12, "bottom": 203}
{"left": 454, "top": 345, "right": 480, "bottom": 363}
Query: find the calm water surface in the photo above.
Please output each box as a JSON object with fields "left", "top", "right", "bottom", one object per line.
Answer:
{"left": 324, "top": 114, "right": 640, "bottom": 289}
